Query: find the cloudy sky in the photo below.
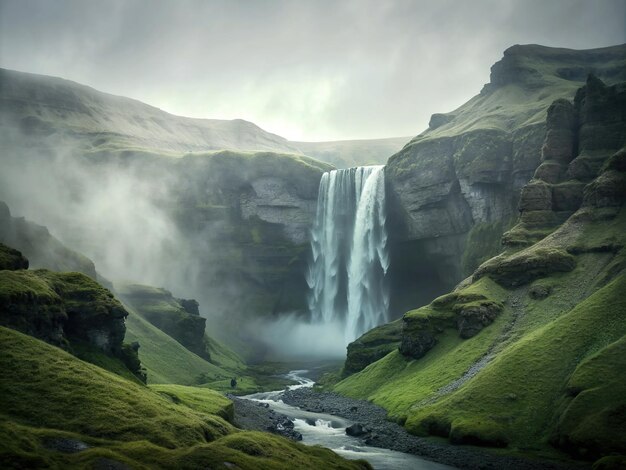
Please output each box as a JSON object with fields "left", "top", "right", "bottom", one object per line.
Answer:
{"left": 1, "top": 0, "right": 625, "bottom": 141}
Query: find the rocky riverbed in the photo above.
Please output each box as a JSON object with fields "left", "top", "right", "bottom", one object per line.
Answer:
{"left": 231, "top": 386, "right": 589, "bottom": 470}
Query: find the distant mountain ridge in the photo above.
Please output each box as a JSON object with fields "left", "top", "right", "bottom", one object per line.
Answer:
{"left": 0, "top": 67, "right": 406, "bottom": 166}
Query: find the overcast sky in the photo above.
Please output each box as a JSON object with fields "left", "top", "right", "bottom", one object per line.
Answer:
{"left": 1, "top": 0, "right": 625, "bottom": 141}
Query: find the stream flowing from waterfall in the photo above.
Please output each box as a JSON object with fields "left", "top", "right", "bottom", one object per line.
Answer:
{"left": 242, "top": 371, "right": 454, "bottom": 470}
{"left": 307, "top": 166, "right": 390, "bottom": 344}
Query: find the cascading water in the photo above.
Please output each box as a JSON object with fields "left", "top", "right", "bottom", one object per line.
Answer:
{"left": 307, "top": 165, "right": 390, "bottom": 344}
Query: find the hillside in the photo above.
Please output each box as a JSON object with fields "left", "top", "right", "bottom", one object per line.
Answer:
{"left": 0, "top": 68, "right": 301, "bottom": 155}
{"left": 334, "top": 73, "right": 626, "bottom": 467}
{"left": 385, "top": 43, "right": 626, "bottom": 316}
{"left": 0, "top": 67, "right": 407, "bottom": 169}
{"left": 0, "top": 327, "right": 370, "bottom": 470}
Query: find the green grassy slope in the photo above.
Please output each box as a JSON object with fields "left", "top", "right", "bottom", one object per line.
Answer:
{"left": 0, "top": 326, "right": 370, "bottom": 470}
{"left": 416, "top": 44, "right": 626, "bottom": 142}
{"left": 335, "top": 203, "right": 626, "bottom": 463}
{"left": 123, "top": 304, "right": 229, "bottom": 385}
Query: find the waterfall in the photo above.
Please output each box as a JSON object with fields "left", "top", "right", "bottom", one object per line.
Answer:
{"left": 307, "top": 165, "right": 390, "bottom": 344}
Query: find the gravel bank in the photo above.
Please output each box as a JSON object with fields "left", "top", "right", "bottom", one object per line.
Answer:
{"left": 280, "top": 388, "right": 589, "bottom": 470}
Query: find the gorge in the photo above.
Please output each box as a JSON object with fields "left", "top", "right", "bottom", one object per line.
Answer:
{"left": 0, "top": 13, "right": 625, "bottom": 469}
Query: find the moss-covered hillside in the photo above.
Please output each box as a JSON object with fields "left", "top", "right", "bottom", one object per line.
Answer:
{"left": 335, "top": 74, "right": 626, "bottom": 467}
{"left": 0, "top": 250, "right": 144, "bottom": 383}
{"left": 0, "top": 327, "right": 370, "bottom": 470}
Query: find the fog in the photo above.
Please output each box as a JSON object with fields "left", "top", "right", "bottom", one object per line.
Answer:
{"left": 254, "top": 314, "right": 347, "bottom": 360}
{"left": 0, "top": 135, "right": 198, "bottom": 296}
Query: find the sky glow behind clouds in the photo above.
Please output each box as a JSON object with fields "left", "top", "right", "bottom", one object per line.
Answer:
{"left": 1, "top": 0, "right": 625, "bottom": 140}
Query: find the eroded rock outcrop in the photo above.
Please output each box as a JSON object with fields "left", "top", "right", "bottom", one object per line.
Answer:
{"left": 0, "top": 255, "right": 127, "bottom": 354}
{"left": 506, "top": 75, "right": 626, "bottom": 248}
{"left": 117, "top": 283, "right": 211, "bottom": 361}
{"left": 384, "top": 45, "right": 626, "bottom": 315}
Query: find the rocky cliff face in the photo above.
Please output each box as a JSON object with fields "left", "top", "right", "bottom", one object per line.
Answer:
{"left": 117, "top": 283, "right": 211, "bottom": 361}
{"left": 0, "top": 247, "right": 127, "bottom": 354}
{"left": 156, "top": 151, "right": 330, "bottom": 352}
{"left": 385, "top": 44, "right": 626, "bottom": 316}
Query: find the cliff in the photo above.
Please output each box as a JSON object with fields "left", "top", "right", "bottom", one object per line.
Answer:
{"left": 0, "top": 244, "right": 143, "bottom": 381}
{"left": 385, "top": 44, "right": 626, "bottom": 315}
{"left": 336, "top": 74, "right": 626, "bottom": 467}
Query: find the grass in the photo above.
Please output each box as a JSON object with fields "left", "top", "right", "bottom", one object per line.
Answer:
{"left": 149, "top": 384, "right": 234, "bottom": 421}
{"left": 407, "top": 274, "right": 626, "bottom": 455}
{"left": 0, "top": 326, "right": 371, "bottom": 470}
{"left": 0, "top": 327, "right": 233, "bottom": 448}
{"left": 0, "top": 242, "right": 28, "bottom": 270}
{"left": 335, "top": 196, "right": 626, "bottom": 463}
{"left": 122, "top": 303, "right": 230, "bottom": 385}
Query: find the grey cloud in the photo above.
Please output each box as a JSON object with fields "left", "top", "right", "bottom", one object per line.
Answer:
{"left": 1, "top": 0, "right": 625, "bottom": 140}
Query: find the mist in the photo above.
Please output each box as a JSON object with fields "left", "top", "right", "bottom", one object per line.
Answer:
{"left": 254, "top": 313, "right": 347, "bottom": 360}
{"left": 0, "top": 134, "right": 197, "bottom": 296}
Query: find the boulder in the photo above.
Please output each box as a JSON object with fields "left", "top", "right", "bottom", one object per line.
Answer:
{"left": 346, "top": 423, "right": 369, "bottom": 437}
{"left": 399, "top": 315, "right": 438, "bottom": 359}
{"left": 343, "top": 320, "right": 401, "bottom": 376}
{"left": 454, "top": 301, "right": 503, "bottom": 339}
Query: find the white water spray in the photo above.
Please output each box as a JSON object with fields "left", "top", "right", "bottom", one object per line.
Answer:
{"left": 307, "top": 166, "right": 390, "bottom": 344}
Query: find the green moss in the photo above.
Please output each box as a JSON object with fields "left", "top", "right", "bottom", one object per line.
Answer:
{"left": 0, "top": 327, "right": 233, "bottom": 448}
{"left": 461, "top": 220, "right": 511, "bottom": 275}
{"left": 334, "top": 305, "right": 509, "bottom": 421}
{"left": 449, "top": 417, "right": 509, "bottom": 448}
{"left": 569, "top": 205, "right": 626, "bottom": 254}
{"left": 123, "top": 304, "right": 229, "bottom": 385}
{"left": 474, "top": 246, "right": 576, "bottom": 286}
{"left": 72, "top": 341, "right": 144, "bottom": 384}
{"left": 553, "top": 335, "right": 626, "bottom": 458}
{"left": 343, "top": 319, "right": 402, "bottom": 376}
{"left": 149, "top": 384, "right": 234, "bottom": 422}
{"left": 0, "top": 327, "right": 368, "bottom": 469}
{"left": 408, "top": 274, "right": 626, "bottom": 454}
{"left": 0, "top": 243, "right": 29, "bottom": 270}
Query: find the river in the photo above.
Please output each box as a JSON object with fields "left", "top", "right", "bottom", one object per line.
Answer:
{"left": 242, "top": 370, "right": 456, "bottom": 470}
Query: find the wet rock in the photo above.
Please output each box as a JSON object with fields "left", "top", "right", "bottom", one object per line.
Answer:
{"left": 346, "top": 423, "right": 369, "bottom": 437}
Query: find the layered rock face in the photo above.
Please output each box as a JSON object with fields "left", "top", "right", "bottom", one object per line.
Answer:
{"left": 385, "top": 44, "right": 626, "bottom": 315}
{"left": 117, "top": 283, "right": 211, "bottom": 361}
{"left": 0, "top": 249, "right": 127, "bottom": 355}
{"left": 167, "top": 151, "right": 330, "bottom": 347}
{"left": 507, "top": 75, "right": 626, "bottom": 247}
